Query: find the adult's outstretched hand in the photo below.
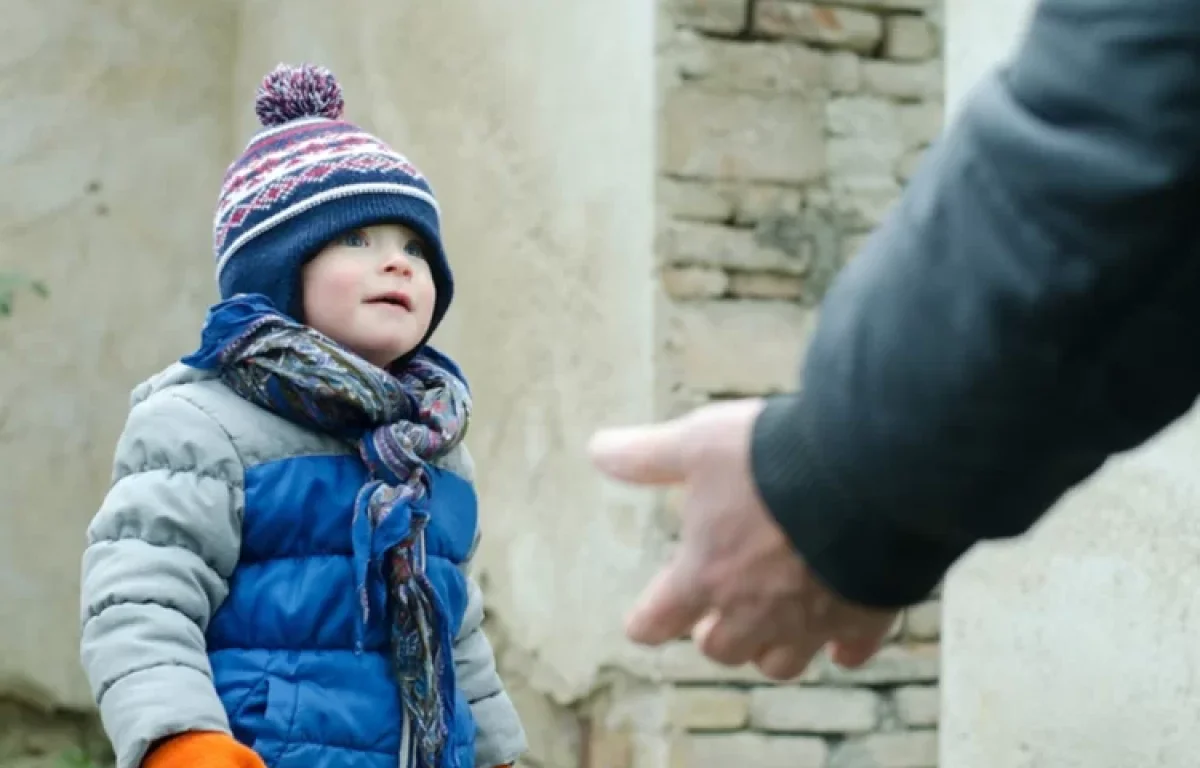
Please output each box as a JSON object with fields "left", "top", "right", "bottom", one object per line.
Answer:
{"left": 588, "top": 398, "right": 897, "bottom": 680}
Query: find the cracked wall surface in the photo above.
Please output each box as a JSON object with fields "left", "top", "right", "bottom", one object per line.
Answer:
{"left": 0, "top": 1, "right": 947, "bottom": 766}
{"left": 0, "top": 0, "right": 238, "bottom": 714}
{"left": 646, "top": 0, "right": 946, "bottom": 765}
{"left": 0, "top": 0, "right": 658, "bottom": 765}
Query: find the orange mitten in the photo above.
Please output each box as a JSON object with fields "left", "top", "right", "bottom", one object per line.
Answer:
{"left": 144, "top": 732, "right": 266, "bottom": 768}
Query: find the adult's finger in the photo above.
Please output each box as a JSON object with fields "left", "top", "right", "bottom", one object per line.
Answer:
{"left": 587, "top": 420, "right": 689, "bottom": 485}
{"left": 755, "top": 636, "right": 826, "bottom": 681}
{"left": 829, "top": 631, "right": 887, "bottom": 669}
{"left": 692, "top": 604, "right": 772, "bottom": 666}
{"left": 625, "top": 557, "right": 709, "bottom": 645}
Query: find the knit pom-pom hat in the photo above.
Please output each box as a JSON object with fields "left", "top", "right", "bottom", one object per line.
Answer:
{"left": 212, "top": 63, "right": 453, "bottom": 337}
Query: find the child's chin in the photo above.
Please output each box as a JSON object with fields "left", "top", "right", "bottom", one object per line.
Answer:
{"left": 348, "top": 337, "right": 414, "bottom": 368}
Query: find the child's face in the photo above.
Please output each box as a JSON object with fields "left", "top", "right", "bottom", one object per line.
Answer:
{"left": 302, "top": 223, "right": 437, "bottom": 368}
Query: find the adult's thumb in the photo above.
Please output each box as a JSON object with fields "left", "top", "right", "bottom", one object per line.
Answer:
{"left": 588, "top": 419, "right": 688, "bottom": 485}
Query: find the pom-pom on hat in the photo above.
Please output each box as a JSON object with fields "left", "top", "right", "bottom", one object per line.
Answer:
{"left": 212, "top": 63, "right": 453, "bottom": 341}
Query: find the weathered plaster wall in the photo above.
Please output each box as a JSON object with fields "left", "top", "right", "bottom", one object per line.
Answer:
{"left": 0, "top": 0, "right": 237, "bottom": 714}
{"left": 941, "top": 2, "right": 1200, "bottom": 766}
{"left": 0, "top": 1, "right": 659, "bottom": 766}
{"left": 0, "top": 1, "right": 968, "bottom": 766}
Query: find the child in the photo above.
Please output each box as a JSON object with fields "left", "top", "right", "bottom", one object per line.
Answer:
{"left": 78, "top": 63, "right": 526, "bottom": 768}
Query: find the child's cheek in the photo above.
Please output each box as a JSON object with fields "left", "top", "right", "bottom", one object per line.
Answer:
{"left": 312, "top": 262, "right": 366, "bottom": 306}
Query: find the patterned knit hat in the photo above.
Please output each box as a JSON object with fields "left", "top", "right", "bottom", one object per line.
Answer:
{"left": 213, "top": 63, "right": 453, "bottom": 337}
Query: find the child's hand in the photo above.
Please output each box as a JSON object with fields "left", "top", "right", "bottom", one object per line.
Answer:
{"left": 144, "top": 732, "right": 266, "bottom": 768}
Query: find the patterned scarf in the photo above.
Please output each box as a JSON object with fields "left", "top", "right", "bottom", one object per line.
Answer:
{"left": 182, "top": 293, "right": 470, "bottom": 768}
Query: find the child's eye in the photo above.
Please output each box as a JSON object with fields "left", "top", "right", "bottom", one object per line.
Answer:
{"left": 338, "top": 230, "right": 368, "bottom": 247}
{"left": 404, "top": 240, "right": 428, "bottom": 260}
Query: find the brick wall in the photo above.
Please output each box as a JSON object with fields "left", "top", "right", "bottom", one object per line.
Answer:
{"left": 653, "top": 0, "right": 944, "bottom": 765}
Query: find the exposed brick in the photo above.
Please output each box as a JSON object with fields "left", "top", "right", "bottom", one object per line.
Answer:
{"left": 817, "top": 643, "right": 939, "bottom": 685}
{"left": 897, "top": 101, "right": 944, "bottom": 148}
{"left": 731, "top": 186, "right": 806, "bottom": 225}
{"left": 586, "top": 721, "right": 634, "bottom": 768}
{"left": 828, "top": 136, "right": 904, "bottom": 180}
{"left": 895, "top": 147, "right": 926, "bottom": 183}
{"left": 658, "top": 2, "right": 686, "bottom": 50}
{"left": 861, "top": 59, "right": 942, "bottom": 101}
{"left": 826, "top": 96, "right": 901, "bottom": 138}
{"left": 661, "top": 300, "right": 814, "bottom": 394}
{"left": 826, "top": 50, "right": 862, "bottom": 94}
{"left": 675, "top": 37, "right": 827, "bottom": 92}
{"left": 669, "top": 687, "right": 751, "bottom": 730}
{"left": 829, "top": 174, "right": 902, "bottom": 228}
{"left": 673, "top": 733, "right": 828, "bottom": 768}
{"left": 823, "top": 90, "right": 905, "bottom": 227}
{"left": 659, "top": 220, "right": 809, "bottom": 275}
{"left": 824, "top": 0, "right": 933, "bottom": 10}
{"left": 841, "top": 231, "right": 871, "bottom": 263}
{"left": 893, "top": 686, "right": 939, "bottom": 728}
{"left": 755, "top": 207, "right": 845, "bottom": 304}
{"left": 753, "top": 2, "right": 884, "bottom": 54}
{"left": 661, "top": 87, "right": 826, "bottom": 183}
{"left": 904, "top": 600, "right": 941, "bottom": 641}
{"left": 805, "top": 186, "right": 836, "bottom": 209}
{"left": 829, "top": 730, "right": 938, "bottom": 768}
{"left": 660, "top": 178, "right": 736, "bottom": 222}
{"left": 669, "top": 0, "right": 750, "bottom": 35}
{"left": 661, "top": 265, "right": 730, "bottom": 299}
{"left": 750, "top": 686, "right": 880, "bottom": 734}
{"left": 884, "top": 14, "right": 939, "bottom": 60}
{"left": 653, "top": 0, "right": 945, "bottom": 756}
{"left": 658, "top": 181, "right": 806, "bottom": 226}
{"left": 727, "top": 271, "right": 804, "bottom": 300}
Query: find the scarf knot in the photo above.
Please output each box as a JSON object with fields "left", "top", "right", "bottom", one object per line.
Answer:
{"left": 183, "top": 293, "right": 471, "bottom": 768}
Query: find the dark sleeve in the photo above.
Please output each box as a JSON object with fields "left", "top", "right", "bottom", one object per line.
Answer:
{"left": 750, "top": 0, "right": 1200, "bottom": 609}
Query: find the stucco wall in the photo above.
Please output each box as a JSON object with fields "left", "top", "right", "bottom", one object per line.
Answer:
{"left": 0, "top": 2, "right": 658, "bottom": 765}
{"left": 0, "top": 0, "right": 238, "bottom": 713}
{"left": 941, "top": 2, "right": 1200, "bottom": 766}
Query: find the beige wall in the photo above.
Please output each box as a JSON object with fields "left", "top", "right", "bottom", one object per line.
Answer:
{"left": 1, "top": 2, "right": 1087, "bottom": 768}
{"left": 941, "top": 2, "right": 1200, "bottom": 766}
{"left": 0, "top": 0, "right": 659, "bottom": 745}
{"left": 0, "top": 0, "right": 237, "bottom": 710}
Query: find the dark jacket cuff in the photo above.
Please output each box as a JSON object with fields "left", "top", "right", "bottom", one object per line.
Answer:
{"left": 749, "top": 394, "right": 971, "bottom": 609}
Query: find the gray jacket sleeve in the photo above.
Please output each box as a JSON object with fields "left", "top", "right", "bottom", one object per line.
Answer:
{"left": 80, "top": 391, "right": 243, "bottom": 768}
{"left": 454, "top": 530, "right": 527, "bottom": 767}
{"left": 750, "top": 0, "right": 1200, "bottom": 608}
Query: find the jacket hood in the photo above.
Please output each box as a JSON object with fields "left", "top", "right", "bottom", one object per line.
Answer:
{"left": 128, "top": 362, "right": 216, "bottom": 411}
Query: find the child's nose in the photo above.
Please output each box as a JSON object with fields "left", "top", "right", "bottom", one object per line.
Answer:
{"left": 382, "top": 250, "right": 414, "bottom": 277}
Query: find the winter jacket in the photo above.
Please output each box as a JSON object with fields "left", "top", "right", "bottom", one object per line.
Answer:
{"left": 80, "top": 362, "right": 527, "bottom": 768}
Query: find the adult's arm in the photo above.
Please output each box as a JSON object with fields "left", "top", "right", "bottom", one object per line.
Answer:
{"left": 750, "top": 0, "right": 1200, "bottom": 608}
